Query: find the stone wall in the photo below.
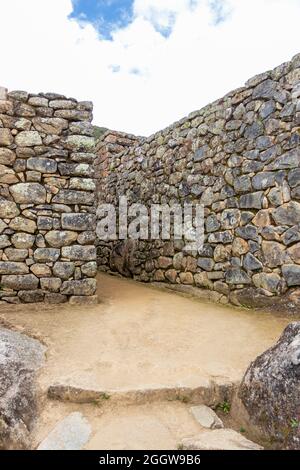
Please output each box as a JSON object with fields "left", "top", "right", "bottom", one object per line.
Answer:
{"left": 0, "top": 87, "right": 97, "bottom": 304}
{"left": 95, "top": 131, "right": 141, "bottom": 267}
{"left": 96, "top": 53, "right": 300, "bottom": 309}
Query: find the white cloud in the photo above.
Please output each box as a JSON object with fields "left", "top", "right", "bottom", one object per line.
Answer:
{"left": 133, "top": 0, "right": 196, "bottom": 34}
{"left": 0, "top": 0, "right": 299, "bottom": 135}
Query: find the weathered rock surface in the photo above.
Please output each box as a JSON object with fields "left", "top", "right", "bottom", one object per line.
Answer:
{"left": 15, "top": 131, "right": 42, "bottom": 147}
{"left": 190, "top": 405, "right": 224, "bottom": 430}
{"left": 37, "top": 413, "right": 91, "bottom": 450}
{"left": 0, "top": 198, "right": 20, "bottom": 219}
{"left": 61, "top": 279, "right": 97, "bottom": 296}
{"left": 0, "top": 327, "right": 45, "bottom": 449}
{"left": 10, "top": 183, "right": 46, "bottom": 205}
{"left": 180, "top": 429, "right": 263, "bottom": 450}
{"left": 239, "top": 322, "right": 300, "bottom": 449}
{"left": 61, "top": 213, "right": 96, "bottom": 231}
{"left": 45, "top": 231, "right": 77, "bottom": 248}
{"left": 61, "top": 245, "right": 96, "bottom": 261}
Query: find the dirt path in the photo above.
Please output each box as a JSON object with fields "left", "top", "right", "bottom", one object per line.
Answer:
{"left": 0, "top": 273, "right": 291, "bottom": 449}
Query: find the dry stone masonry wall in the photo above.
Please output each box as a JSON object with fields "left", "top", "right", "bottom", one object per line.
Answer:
{"left": 0, "top": 87, "right": 97, "bottom": 305}
{"left": 94, "top": 131, "right": 141, "bottom": 200}
{"left": 96, "top": 53, "right": 300, "bottom": 310}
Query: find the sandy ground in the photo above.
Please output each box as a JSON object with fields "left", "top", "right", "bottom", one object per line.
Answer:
{"left": 32, "top": 399, "right": 203, "bottom": 450}
{"left": 0, "top": 273, "right": 290, "bottom": 392}
{"left": 0, "top": 273, "right": 291, "bottom": 450}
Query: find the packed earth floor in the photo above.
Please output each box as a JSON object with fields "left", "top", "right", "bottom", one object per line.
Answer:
{"left": 0, "top": 273, "right": 291, "bottom": 450}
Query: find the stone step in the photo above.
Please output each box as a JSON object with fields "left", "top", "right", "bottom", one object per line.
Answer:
{"left": 47, "top": 380, "right": 237, "bottom": 408}
{"left": 34, "top": 402, "right": 263, "bottom": 451}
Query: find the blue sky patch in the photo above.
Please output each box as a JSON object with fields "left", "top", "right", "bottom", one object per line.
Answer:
{"left": 70, "top": 1, "right": 229, "bottom": 41}
{"left": 70, "top": 0, "right": 134, "bottom": 40}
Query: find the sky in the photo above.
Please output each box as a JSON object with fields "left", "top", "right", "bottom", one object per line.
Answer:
{"left": 0, "top": 0, "right": 299, "bottom": 136}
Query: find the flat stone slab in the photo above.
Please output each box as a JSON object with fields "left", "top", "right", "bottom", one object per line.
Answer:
{"left": 190, "top": 405, "right": 224, "bottom": 429}
{"left": 37, "top": 412, "right": 91, "bottom": 450}
{"left": 181, "top": 429, "right": 263, "bottom": 450}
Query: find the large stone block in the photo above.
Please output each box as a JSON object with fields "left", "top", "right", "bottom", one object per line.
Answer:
{"left": 10, "top": 183, "right": 46, "bottom": 204}
{"left": 208, "top": 231, "right": 233, "bottom": 244}
{"left": 0, "top": 197, "right": 20, "bottom": 219}
{"left": 69, "top": 122, "right": 94, "bottom": 136}
{"left": 0, "top": 128, "right": 14, "bottom": 146}
{"left": 288, "top": 169, "right": 300, "bottom": 188}
{"left": 240, "top": 192, "right": 264, "bottom": 209}
{"left": 252, "top": 272, "right": 281, "bottom": 293}
{"left": 0, "top": 164, "right": 18, "bottom": 184}
{"left": 5, "top": 248, "right": 28, "bottom": 261}
{"left": 11, "top": 233, "right": 35, "bottom": 249}
{"left": 61, "top": 245, "right": 96, "bottom": 261}
{"left": 0, "top": 262, "right": 29, "bottom": 275}
{"left": 55, "top": 109, "right": 92, "bottom": 121}
{"left": 34, "top": 248, "right": 60, "bottom": 263}
{"left": 30, "top": 264, "right": 52, "bottom": 278}
{"left": 60, "top": 279, "right": 97, "bottom": 296}
{"left": 0, "top": 115, "right": 32, "bottom": 131}
{"left": 49, "top": 99, "right": 76, "bottom": 110}
{"left": 243, "top": 253, "right": 263, "bottom": 271}
{"left": 0, "top": 148, "right": 16, "bottom": 166}
{"left": 282, "top": 265, "right": 300, "bottom": 287}
{"left": 265, "top": 149, "right": 300, "bottom": 170}
{"left": 40, "top": 277, "right": 62, "bottom": 293}
{"left": 0, "top": 235, "right": 11, "bottom": 249}
{"left": 236, "top": 225, "right": 259, "bottom": 241}
{"left": 52, "top": 190, "right": 94, "bottom": 205}
{"left": 221, "top": 209, "right": 240, "bottom": 229}
{"left": 61, "top": 135, "right": 95, "bottom": 151}
{"left": 27, "top": 157, "right": 57, "bottom": 174}
{"left": 45, "top": 231, "right": 78, "bottom": 248}
{"left": 58, "top": 163, "right": 94, "bottom": 177}
{"left": 287, "top": 243, "right": 300, "bottom": 264}
{"left": 44, "top": 293, "right": 68, "bottom": 304}
{"left": 1, "top": 274, "right": 39, "bottom": 290}
{"left": 69, "top": 178, "right": 95, "bottom": 191}
{"left": 252, "top": 79, "right": 278, "bottom": 99}
{"left": 272, "top": 202, "right": 300, "bottom": 226}
{"left": 32, "top": 117, "right": 68, "bottom": 135}
{"left": 61, "top": 213, "right": 96, "bottom": 231}
{"left": 225, "top": 268, "right": 251, "bottom": 285}
{"left": 53, "top": 262, "right": 75, "bottom": 280}
{"left": 15, "top": 131, "right": 42, "bottom": 147}
{"left": 9, "top": 217, "right": 37, "bottom": 234}
{"left": 262, "top": 241, "right": 286, "bottom": 268}
{"left": 18, "top": 290, "right": 44, "bottom": 303}
{"left": 252, "top": 172, "right": 276, "bottom": 190}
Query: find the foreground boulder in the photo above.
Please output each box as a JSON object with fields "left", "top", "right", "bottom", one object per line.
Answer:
{"left": 0, "top": 327, "right": 45, "bottom": 449}
{"left": 239, "top": 322, "right": 300, "bottom": 449}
